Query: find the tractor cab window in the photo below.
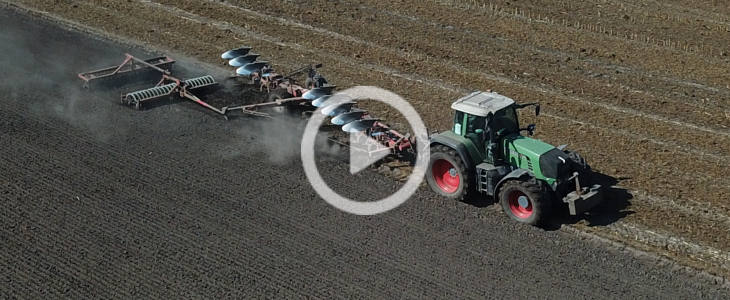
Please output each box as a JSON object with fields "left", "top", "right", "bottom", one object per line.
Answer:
{"left": 492, "top": 106, "right": 519, "bottom": 135}
{"left": 465, "top": 114, "right": 487, "bottom": 154}
{"left": 453, "top": 111, "right": 464, "bottom": 135}
{"left": 466, "top": 114, "right": 485, "bottom": 133}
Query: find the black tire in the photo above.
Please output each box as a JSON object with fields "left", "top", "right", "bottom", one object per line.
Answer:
{"left": 266, "top": 88, "right": 294, "bottom": 115}
{"left": 426, "top": 145, "right": 474, "bottom": 201}
{"left": 499, "top": 179, "right": 550, "bottom": 226}
{"left": 564, "top": 150, "right": 592, "bottom": 185}
{"left": 268, "top": 88, "right": 292, "bottom": 101}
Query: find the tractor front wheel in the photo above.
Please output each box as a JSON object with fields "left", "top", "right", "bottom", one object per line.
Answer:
{"left": 426, "top": 145, "right": 473, "bottom": 201}
{"left": 499, "top": 180, "right": 550, "bottom": 226}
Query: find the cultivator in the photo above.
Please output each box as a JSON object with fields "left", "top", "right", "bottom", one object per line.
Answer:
{"left": 78, "top": 54, "right": 175, "bottom": 88}
{"left": 79, "top": 53, "right": 226, "bottom": 116}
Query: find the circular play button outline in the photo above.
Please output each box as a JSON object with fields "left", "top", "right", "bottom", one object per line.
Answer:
{"left": 300, "top": 86, "right": 430, "bottom": 215}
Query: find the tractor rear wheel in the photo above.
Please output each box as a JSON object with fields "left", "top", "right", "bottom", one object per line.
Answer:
{"left": 426, "top": 145, "right": 473, "bottom": 201}
{"left": 499, "top": 179, "right": 550, "bottom": 226}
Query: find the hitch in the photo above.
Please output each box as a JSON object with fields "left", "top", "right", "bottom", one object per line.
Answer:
{"left": 568, "top": 171, "right": 582, "bottom": 196}
{"left": 563, "top": 171, "right": 603, "bottom": 215}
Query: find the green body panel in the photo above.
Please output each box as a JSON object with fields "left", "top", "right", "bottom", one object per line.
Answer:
{"left": 503, "top": 135, "right": 557, "bottom": 185}
{"left": 431, "top": 130, "right": 485, "bottom": 164}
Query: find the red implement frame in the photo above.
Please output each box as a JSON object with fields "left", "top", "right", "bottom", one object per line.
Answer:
{"left": 225, "top": 97, "right": 310, "bottom": 118}
{"left": 328, "top": 120, "right": 415, "bottom": 157}
{"left": 78, "top": 54, "right": 175, "bottom": 87}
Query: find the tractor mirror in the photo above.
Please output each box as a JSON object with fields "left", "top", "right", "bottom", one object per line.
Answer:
{"left": 475, "top": 128, "right": 485, "bottom": 139}
{"left": 535, "top": 104, "right": 541, "bottom": 116}
{"left": 527, "top": 123, "right": 536, "bottom": 135}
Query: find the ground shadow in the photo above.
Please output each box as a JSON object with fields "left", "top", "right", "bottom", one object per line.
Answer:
{"left": 548, "top": 171, "right": 634, "bottom": 230}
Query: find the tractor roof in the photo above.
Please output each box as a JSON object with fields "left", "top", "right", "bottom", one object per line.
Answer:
{"left": 451, "top": 91, "right": 515, "bottom": 117}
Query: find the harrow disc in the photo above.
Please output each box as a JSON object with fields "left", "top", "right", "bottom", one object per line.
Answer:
{"left": 331, "top": 110, "right": 367, "bottom": 125}
{"left": 228, "top": 54, "right": 260, "bottom": 67}
{"left": 221, "top": 47, "right": 252, "bottom": 60}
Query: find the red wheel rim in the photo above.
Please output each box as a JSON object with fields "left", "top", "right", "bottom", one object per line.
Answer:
{"left": 508, "top": 191, "right": 533, "bottom": 219}
{"left": 431, "top": 159, "right": 460, "bottom": 193}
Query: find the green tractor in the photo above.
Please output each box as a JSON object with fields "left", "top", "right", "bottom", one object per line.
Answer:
{"left": 427, "top": 91, "right": 603, "bottom": 226}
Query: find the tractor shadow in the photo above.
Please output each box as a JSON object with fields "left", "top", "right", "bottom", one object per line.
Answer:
{"left": 463, "top": 171, "right": 634, "bottom": 230}
{"left": 548, "top": 171, "right": 634, "bottom": 230}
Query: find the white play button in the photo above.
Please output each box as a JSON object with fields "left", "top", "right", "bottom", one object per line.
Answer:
{"left": 301, "top": 86, "right": 429, "bottom": 215}
{"left": 349, "top": 132, "right": 391, "bottom": 174}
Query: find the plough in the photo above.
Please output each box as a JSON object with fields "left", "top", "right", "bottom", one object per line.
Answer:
{"left": 78, "top": 48, "right": 418, "bottom": 158}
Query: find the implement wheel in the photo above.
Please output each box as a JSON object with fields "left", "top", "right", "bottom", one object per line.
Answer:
{"left": 426, "top": 145, "right": 473, "bottom": 201}
{"left": 499, "top": 179, "right": 550, "bottom": 226}
{"left": 268, "top": 88, "right": 292, "bottom": 101}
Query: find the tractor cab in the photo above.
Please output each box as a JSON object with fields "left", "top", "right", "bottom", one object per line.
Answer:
{"left": 450, "top": 91, "right": 532, "bottom": 164}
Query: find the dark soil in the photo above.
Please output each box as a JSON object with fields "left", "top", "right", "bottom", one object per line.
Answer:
{"left": 1, "top": 2, "right": 729, "bottom": 297}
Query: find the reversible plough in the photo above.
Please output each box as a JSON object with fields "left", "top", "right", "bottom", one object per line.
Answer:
{"left": 78, "top": 48, "right": 417, "bottom": 158}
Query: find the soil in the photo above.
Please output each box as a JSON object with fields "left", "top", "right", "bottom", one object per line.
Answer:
{"left": 1, "top": 0, "right": 729, "bottom": 296}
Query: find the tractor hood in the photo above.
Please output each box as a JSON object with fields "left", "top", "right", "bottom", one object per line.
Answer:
{"left": 504, "top": 136, "right": 571, "bottom": 183}
{"left": 506, "top": 135, "right": 555, "bottom": 158}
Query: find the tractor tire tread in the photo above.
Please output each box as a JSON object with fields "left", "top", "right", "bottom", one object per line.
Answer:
{"left": 427, "top": 145, "right": 474, "bottom": 202}
{"left": 499, "top": 179, "right": 551, "bottom": 226}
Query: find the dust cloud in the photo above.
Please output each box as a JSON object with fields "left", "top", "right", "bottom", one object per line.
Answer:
{"left": 0, "top": 12, "right": 128, "bottom": 142}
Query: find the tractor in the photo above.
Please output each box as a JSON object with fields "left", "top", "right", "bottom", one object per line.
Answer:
{"left": 426, "top": 91, "right": 603, "bottom": 226}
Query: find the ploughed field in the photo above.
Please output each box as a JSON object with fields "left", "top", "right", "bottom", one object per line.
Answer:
{"left": 2, "top": 0, "right": 730, "bottom": 286}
